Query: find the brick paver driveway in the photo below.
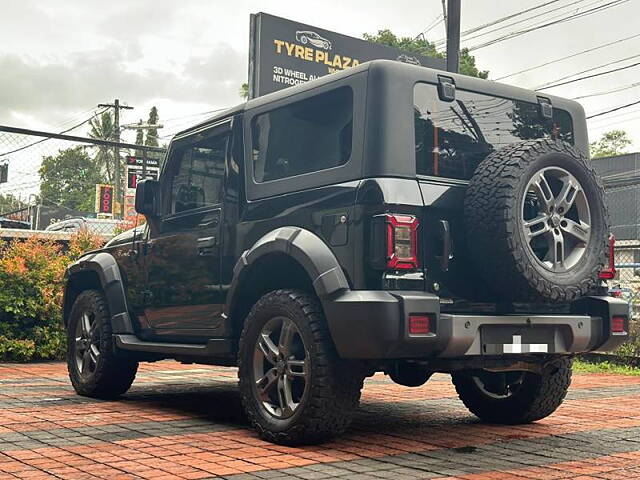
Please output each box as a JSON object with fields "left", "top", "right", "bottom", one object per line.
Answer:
{"left": 2, "top": 362, "right": 640, "bottom": 479}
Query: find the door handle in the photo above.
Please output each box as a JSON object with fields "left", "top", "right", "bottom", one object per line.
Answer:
{"left": 197, "top": 236, "right": 217, "bottom": 255}
{"left": 197, "top": 236, "right": 217, "bottom": 248}
{"left": 198, "top": 218, "right": 219, "bottom": 228}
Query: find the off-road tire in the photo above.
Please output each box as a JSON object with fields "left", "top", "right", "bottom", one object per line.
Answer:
{"left": 238, "top": 289, "right": 364, "bottom": 445}
{"left": 452, "top": 356, "right": 572, "bottom": 424}
{"left": 464, "top": 138, "right": 609, "bottom": 303}
{"left": 67, "top": 290, "right": 138, "bottom": 399}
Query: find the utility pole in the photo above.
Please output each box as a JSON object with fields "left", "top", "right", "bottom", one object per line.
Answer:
{"left": 445, "top": 0, "right": 461, "bottom": 73}
{"left": 98, "top": 99, "right": 133, "bottom": 218}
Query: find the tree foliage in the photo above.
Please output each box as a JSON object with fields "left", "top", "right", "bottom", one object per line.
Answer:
{"left": 39, "top": 147, "right": 105, "bottom": 212}
{"left": 135, "top": 119, "right": 145, "bottom": 157}
{"left": 590, "top": 130, "right": 632, "bottom": 159}
{"left": 88, "top": 111, "right": 116, "bottom": 182}
{"left": 363, "top": 29, "right": 489, "bottom": 79}
{"left": 145, "top": 106, "right": 160, "bottom": 147}
{"left": 240, "top": 83, "right": 249, "bottom": 99}
{"left": 0, "top": 194, "right": 26, "bottom": 215}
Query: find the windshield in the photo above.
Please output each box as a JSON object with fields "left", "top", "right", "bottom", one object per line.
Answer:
{"left": 414, "top": 83, "right": 574, "bottom": 181}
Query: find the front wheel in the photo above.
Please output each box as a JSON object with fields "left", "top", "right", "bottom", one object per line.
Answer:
{"left": 238, "top": 289, "right": 364, "bottom": 445}
{"left": 451, "top": 356, "right": 572, "bottom": 424}
{"left": 67, "top": 290, "right": 138, "bottom": 399}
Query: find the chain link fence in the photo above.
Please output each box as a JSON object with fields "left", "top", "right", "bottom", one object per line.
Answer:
{"left": 0, "top": 125, "right": 165, "bottom": 239}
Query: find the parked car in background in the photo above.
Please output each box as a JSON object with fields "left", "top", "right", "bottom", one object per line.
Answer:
{"left": 0, "top": 217, "right": 31, "bottom": 229}
{"left": 46, "top": 217, "right": 120, "bottom": 238}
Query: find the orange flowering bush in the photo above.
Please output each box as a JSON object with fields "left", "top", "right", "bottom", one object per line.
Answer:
{"left": 0, "top": 230, "right": 104, "bottom": 362}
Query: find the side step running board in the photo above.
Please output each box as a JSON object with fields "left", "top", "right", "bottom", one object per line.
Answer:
{"left": 114, "top": 334, "right": 234, "bottom": 357}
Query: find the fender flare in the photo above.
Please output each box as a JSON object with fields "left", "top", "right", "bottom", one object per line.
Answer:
{"left": 64, "top": 251, "right": 134, "bottom": 334}
{"left": 226, "top": 227, "right": 349, "bottom": 319}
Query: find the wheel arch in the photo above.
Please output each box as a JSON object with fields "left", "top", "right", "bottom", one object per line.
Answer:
{"left": 225, "top": 227, "right": 349, "bottom": 336}
{"left": 64, "top": 252, "right": 134, "bottom": 334}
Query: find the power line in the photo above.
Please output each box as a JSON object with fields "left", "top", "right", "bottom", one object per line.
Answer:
{"left": 414, "top": 13, "right": 443, "bottom": 40}
{"left": 434, "top": 0, "right": 585, "bottom": 48}
{"left": 572, "top": 81, "right": 640, "bottom": 99}
{"left": 467, "top": 0, "right": 629, "bottom": 51}
{"left": 537, "top": 61, "right": 640, "bottom": 90}
{"left": 0, "top": 108, "right": 109, "bottom": 157}
{"left": 588, "top": 106, "right": 640, "bottom": 124}
{"left": 586, "top": 99, "right": 640, "bottom": 119}
{"left": 460, "top": 0, "right": 562, "bottom": 37}
{"left": 533, "top": 53, "right": 640, "bottom": 89}
{"left": 493, "top": 32, "right": 640, "bottom": 81}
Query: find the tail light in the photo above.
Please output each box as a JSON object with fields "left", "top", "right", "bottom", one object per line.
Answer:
{"left": 408, "top": 314, "right": 432, "bottom": 335}
{"left": 385, "top": 214, "right": 419, "bottom": 270}
{"left": 599, "top": 234, "right": 616, "bottom": 280}
{"left": 611, "top": 315, "right": 627, "bottom": 334}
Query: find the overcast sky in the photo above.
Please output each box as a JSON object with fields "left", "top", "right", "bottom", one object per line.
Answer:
{"left": 1, "top": 0, "right": 640, "bottom": 196}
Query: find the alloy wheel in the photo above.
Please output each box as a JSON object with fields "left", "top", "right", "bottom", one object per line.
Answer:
{"left": 252, "top": 316, "right": 309, "bottom": 419}
{"left": 521, "top": 166, "right": 591, "bottom": 272}
{"left": 74, "top": 311, "right": 100, "bottom": 378}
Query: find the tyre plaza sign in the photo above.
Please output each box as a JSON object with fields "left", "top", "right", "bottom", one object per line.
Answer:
{"left": 248, "top": 13, "right": 446, "bottom": 98}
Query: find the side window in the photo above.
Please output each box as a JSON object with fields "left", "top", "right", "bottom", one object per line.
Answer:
{"left": 167, "top": 134, "right": 227, "bottom": 215}
{"left": 251, "top": 86, "right": 353, "bottom": 183}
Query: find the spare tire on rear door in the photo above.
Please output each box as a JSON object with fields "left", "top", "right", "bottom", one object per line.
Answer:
{"left": 464, "top": 138, "right": 609, "bottom": 303}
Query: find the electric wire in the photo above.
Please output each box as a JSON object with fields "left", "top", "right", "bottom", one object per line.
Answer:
{"left": 537, "top": 61, "right": 640, "bottom": 90}
{"left": 0, "top": 108, "right": 109, "bottom": 157}
{"left": 467, "top": 0, "right": 629, "bottom": 51}
{"left": 493, "top": 32, "right": 640, "bottom": 81}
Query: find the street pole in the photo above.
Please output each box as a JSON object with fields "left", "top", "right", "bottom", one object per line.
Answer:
{"left": 446, "top": 0, "right": 461, "bottom": 74}
{"left": 98, "top": 99, "right": 133, "bottom": 218}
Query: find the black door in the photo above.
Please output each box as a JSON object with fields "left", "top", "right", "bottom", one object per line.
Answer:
{"left": 143, "top": 123, "right": 230, "bottom": 341}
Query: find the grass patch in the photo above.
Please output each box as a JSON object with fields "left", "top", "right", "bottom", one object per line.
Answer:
{"left": 574, "top": 359, "right": 640, "bottom": 376}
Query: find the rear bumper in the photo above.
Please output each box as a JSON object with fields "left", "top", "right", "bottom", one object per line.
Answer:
{"left": 323, "top": 291, "right": 629, "bottom": 359}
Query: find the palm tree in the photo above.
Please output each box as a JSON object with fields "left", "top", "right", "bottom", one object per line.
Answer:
{"left": 88, "top": 112, "right": 116, "bottom": 182}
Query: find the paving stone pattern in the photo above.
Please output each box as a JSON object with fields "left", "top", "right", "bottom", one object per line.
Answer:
{"left": 1, "top": 361, "right": 640, "bottom": 479}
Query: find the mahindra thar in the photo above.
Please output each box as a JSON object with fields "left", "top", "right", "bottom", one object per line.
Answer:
{"left": 63, "top": 60, "right": 628, "bottom": 445}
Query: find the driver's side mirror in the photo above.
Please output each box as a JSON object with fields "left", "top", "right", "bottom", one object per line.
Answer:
{"left": 135, "top": 179, "right": 160, "bottom": 217}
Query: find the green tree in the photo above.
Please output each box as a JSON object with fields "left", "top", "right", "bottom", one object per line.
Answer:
{"left": 88, "top": 111, "right": 116, "bottom": 182}
{"left": 0, "top": 194, "right": 26, "bottom": 214}
{"left": 240, "top": 83, "right": 249, "bottom": 100}
{"left": 145, "top": 106, "right": 159, "bottom": 147}
{"left": 590, "top": 130, "right": 632, "bottom": 159}
{"left": 363, "top": 29, "right": 488, "bottom": 79}
{"left": 134, "top": 119, "right": 144, "bottom": 157}
{"left": 39, "top": 147, "right": 105, "bottom": 212}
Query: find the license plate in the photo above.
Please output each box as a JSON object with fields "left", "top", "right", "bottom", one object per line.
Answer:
{"left": 481, "top": 326, "right": 555, "bottom": 354}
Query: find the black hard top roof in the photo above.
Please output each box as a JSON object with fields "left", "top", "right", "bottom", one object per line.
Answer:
{"left": 176, "top": 59, "right": 584, "bottom": 138}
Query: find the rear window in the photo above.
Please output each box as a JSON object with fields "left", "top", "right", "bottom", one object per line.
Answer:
{"left": 414, "top": 83, "right": 574, "bottom": 180}
{"left": 251, "top": 87, "right": 353, "bottom": 183}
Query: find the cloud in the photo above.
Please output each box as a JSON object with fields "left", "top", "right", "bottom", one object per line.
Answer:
{"left": 0, "top": 43, "right": 245, "bottom": 127}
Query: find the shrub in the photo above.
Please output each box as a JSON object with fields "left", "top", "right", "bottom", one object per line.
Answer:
{"left": 0, "top": 230, "right": 104, "bottom": 362}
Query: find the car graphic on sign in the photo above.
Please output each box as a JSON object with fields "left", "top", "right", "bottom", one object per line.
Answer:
{"left": 396, "top": 54, "right": 421, "bottom": 66}
{"left": 296, "top": 30, "right": 332, "bottom": 50}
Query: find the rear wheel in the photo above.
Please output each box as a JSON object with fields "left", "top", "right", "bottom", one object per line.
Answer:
{"left": 67, "top": 290, "right": 138, "bottom": 399}
{"left": 452, "top": 357, "right": 572, "bottom": 424}
{"left": 238, "top": 289, "right": 364, "bottom": 445}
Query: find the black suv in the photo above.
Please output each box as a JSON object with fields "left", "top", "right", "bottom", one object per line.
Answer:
{"left": 63, "top": 60, "right": 628, "bottom": 445}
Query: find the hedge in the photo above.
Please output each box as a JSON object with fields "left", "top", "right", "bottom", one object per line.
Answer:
{"left": 0, "top": 232, "right": 104, "bottom": 362}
